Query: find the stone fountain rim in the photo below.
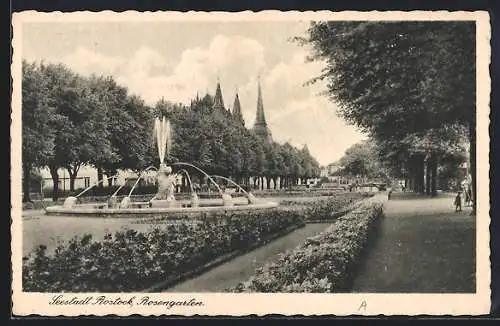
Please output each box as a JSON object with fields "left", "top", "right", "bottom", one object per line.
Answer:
{"left": 44, "top": 201, "right": 279, "bottom": 215}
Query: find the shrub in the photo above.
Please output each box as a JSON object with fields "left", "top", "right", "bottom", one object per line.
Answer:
{"left": 279, "top": 193, "right": 370, "bottom": 222}
{"left": 22, "top": 193, "right": 373, "bottom": 292}
{"left": 229, "top": 201, "right": 384, "bottom": 293}
{"left": 22, "top": 210, "right": 305, "bottom": 292}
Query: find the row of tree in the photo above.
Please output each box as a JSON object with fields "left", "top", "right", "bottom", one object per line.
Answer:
{"left": 156, "top": 96, "right": 321, "bottom": 190}
{"left": 22, "top": 60, "right": 321, "bottom": 202}
{"left": 336, "top": 140, "right": 391, "bottom": 182}
{"left": 336, "top": 139, "right": 468, "bottom": 191}
{"left": 299, "top": 21, "right": 475, "bottom": 211}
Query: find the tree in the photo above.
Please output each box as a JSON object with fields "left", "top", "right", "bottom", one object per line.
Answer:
{"left": 39, "top": 63, "right": 115, "bottom": 195}
{"left": 299, "top": 21, "right": 475, "bottom": 208}
{"left": 21, "top": 61, "right": 59, "bottom": 202}
{"left": 338, "top": 140, "right": 390, "bottom": 183}
{"left": 88, "top": 75, "right": 155, "bottom": 184}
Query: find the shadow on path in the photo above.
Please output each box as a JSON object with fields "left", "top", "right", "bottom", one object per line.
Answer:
{"left": 350, "top": 192, "right": 476, "bottom": 293}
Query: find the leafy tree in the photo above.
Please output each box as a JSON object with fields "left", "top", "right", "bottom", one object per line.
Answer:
{"left": 299, "top": 21, "right": 475, "bottom": 207}
{"left": 38, "top": 63, "right": 115, "bottom": 195}
{"left": 22, "top": 60, "right": 325, "bottom": 200}
{"left": 338, "top": 140, "right": 390, "bottom": 182}
{"left": 21, "top": 61, "right": 59, "bottom": 201}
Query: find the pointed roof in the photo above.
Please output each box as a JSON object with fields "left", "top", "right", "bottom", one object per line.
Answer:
{"left": 253, "top": 78, "right": 272, "bottom": 141}
{"left": 255, "top": 80, "right": 267, "bottom": 125}
{"left": 213, "top": 79, "right": 225, "bottom": 111}
{"left": 232, "top": 91, "right": 245, "bottom": 124}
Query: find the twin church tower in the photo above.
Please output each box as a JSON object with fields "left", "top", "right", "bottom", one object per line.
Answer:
{"left": 210, "top": 78, "right": 272, "bottom": 142}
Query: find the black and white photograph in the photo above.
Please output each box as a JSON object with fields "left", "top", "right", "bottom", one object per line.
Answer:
{"left": 11, "top": 10, "right": 491, "bottom": 316}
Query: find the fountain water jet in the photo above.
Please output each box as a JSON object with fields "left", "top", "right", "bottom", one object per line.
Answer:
{"left": 210, "top": 175, "right": 257, "bottom": 204}
{"left": 175, "top": 169, "right": 199, "bottom": 207}
{"left": 45, "top": 117, "right": 278, "bottom": 217}
{"left": 170, "top": 162, "right": 236, "bottom": 206}
{"left": 62, "top": 174, "right": 120, "bottom": 208}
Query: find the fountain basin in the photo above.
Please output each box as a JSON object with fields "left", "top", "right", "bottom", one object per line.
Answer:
{"left": 44, "top": 200, "right": 279, "bottom": 218}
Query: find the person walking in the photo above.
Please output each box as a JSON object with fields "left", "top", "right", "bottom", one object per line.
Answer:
{"left": 454, "top": 191, "right": 462, "bottom": 212}
{"left": 464, "top": 188, "right": 471, "bottom": 207}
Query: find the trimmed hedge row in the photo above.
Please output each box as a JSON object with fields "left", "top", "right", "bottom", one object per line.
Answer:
{"left": 22, "top": 211, "right": 304, "bottom": 292}
{"left": 22, "top": 194, "right": 371, "bottom": 292}
{"left": 229, "top": 201, "right": 384, "bottom": 293}
{"left": 279, "top": 193, "right": 372, "bottom": 222}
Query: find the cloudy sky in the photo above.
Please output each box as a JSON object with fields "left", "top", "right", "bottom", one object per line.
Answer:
{"left": 21, "top": 20, "right": 366, "bottom": 165}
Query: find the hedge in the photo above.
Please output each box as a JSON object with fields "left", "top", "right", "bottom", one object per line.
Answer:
{"left": 22, "top": 210, "right": 305, "bottom": 292}
{"left": 229, "top": 200, "right": 384, "bottom": 293}
{"left": 279, "top": 193, "right": 372, "bottom": 222}
{"left": 22, "top": 194, "right": 371, "bottom": 292}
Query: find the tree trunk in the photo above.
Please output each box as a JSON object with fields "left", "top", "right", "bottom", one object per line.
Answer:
{"left": 181, "top": 176, "right": 187, "bottom": 192}
{"left": 67, "top": 163, "right": 82, "bottom": 192}
{"left": 431, "top": 154, "right": 438, "bottom": 197}
{"left": 68, "top": 170, "right": 76, "bottom": 192}
{"left": 266, "top": 177, "right": 271, "bottom": 190}
{"left": 415, "top": 155, "right": 425, "bottom": 194}
{"left": 49, "top": 164, "right": 59, "bottom": 202}
{"left": 23, "top": 163, "right": 32, "bottom": 203}
{"left": 97, "top": 166, "right": 104, "bottom": 190}
{"left": 407, "top": 160, "right": 414, "bottom": 191}
{"left": 425, "top": 158, "right": 431, "bottom": 196}
{"left": 469, "top": 120, "right": 476, "bottom": 214}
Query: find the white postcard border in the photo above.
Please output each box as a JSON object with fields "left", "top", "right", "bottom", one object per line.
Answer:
{"left": 11, "top": 10, "right": 491, "bottom": 316}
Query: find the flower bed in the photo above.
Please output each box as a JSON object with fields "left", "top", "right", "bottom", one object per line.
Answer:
{"left": 279, "top": 192, "right": 372, "bottom": 222}
{"left": 22, "top": 210, "right": 306, "bottom": 292}
{"left": 251, "top": 189, "right": 371, "bottom": 198}
{"left": 22, "top": 193, "right": 373, "bottom": 292}
{"left": 229, "top": 201, "right": 384, "bottom": 293}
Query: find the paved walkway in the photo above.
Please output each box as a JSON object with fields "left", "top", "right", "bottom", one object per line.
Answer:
{"left": 350, "top": 192, "right": 476, "bottom": 293}
{"left": 165, "top": 223, "right": 332, "bottom": 292}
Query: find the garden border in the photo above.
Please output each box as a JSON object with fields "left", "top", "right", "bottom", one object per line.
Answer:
{"left": 229, "top": 196, "right": 387, "bottom": 293}
{"left": 143, "top": 200, "right": 367, "bottom": 292}
{"left": 306, "top": 201, "right": 364, "bottom": 223}
{"left": 142, "top": 221, "right": 306, "bottom": 292}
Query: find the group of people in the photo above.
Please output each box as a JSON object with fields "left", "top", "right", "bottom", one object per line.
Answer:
{"left": 454, "top": 185, "right": 473, "bottom": 212}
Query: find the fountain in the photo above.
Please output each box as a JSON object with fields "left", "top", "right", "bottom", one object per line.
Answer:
{"left": 45, "top": 117, "right": 279, "bottom": 218}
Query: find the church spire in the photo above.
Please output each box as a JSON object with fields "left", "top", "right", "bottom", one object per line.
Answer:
{"left": 232, "top": 88, "right": 245, "bottom": 125}
{"left": 256, "top": 78, "right": 267, "bottom": 125}
{"left": 253, "top": 78, "right": 272, "bottom": 141}
{"left": 213, "top": 77, "right": 225, "bottom": 111}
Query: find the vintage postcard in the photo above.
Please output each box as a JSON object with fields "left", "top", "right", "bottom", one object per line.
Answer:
{"left": 11, "top": 10, "right": 491, "bottom": 316}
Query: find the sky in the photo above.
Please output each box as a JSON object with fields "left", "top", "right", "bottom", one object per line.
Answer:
{"left": 21, "top": 21, "right": 366, "bottom": 166}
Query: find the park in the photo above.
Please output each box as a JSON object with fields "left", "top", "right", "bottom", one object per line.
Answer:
{"left": 20, "top": 20, "right": 476, "bottom": 294}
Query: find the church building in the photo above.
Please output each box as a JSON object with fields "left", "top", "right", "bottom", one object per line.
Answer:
{"left": 210, "top": 77, "right": 272, "bottom": 142}
{"left": 252, "top": 79, "right": 272, "bottom": 142}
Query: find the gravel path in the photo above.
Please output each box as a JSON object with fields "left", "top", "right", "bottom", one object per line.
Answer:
{"left": 350, "top": 192, "right": 476, "bottom": 293}
{"left": 164, "top": 223, "right": 332, "bottom": 292}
